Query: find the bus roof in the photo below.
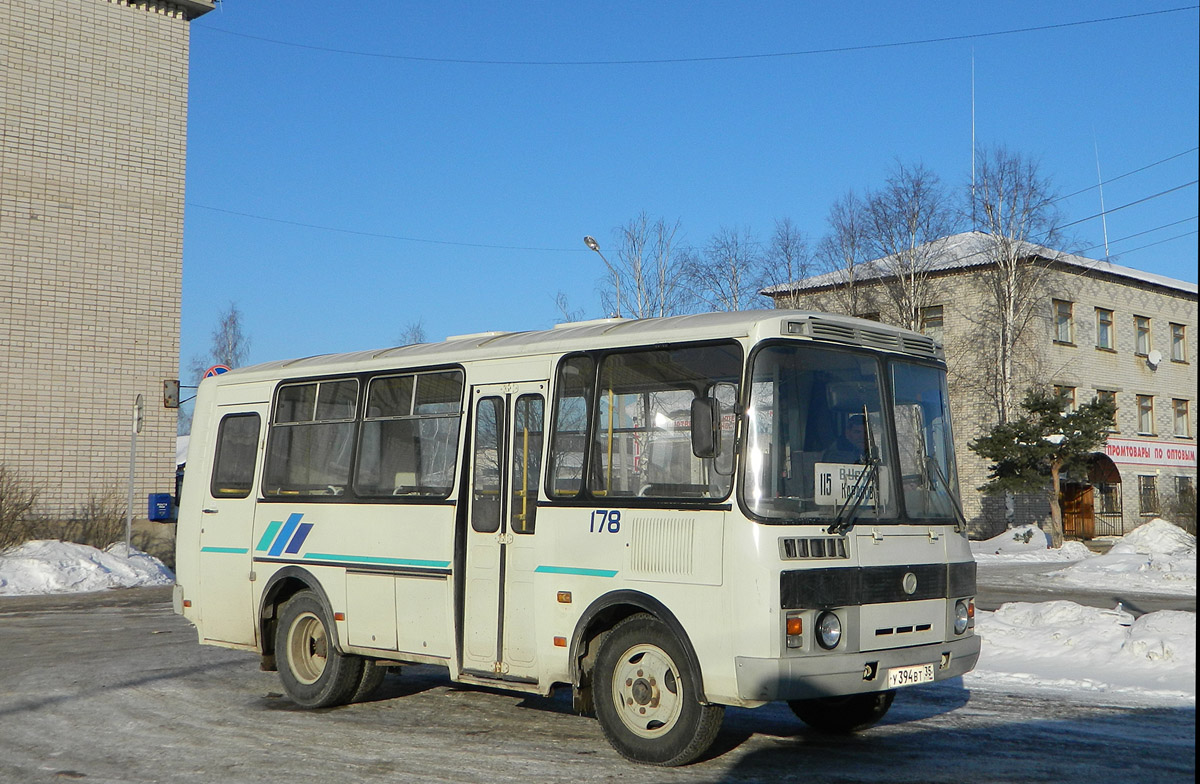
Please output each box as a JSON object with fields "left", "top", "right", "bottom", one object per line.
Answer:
{"left": 209, "top": 309, "right": 940, "bottom": 384}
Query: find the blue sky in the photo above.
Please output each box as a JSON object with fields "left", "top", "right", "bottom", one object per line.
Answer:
{"left": 181, "top": 2, "right": 1199, "bottom": 372}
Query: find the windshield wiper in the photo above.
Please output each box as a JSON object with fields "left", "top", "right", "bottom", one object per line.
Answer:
{"left": 925, "top": 455, "right": 967, "bottom": 533}
{"left": 827, "top": 458, "right": 878, "bottom": 536}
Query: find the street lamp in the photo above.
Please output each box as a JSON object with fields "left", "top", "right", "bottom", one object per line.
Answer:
{"left": 584, "top": 235, "right": 621, "bottom": 318}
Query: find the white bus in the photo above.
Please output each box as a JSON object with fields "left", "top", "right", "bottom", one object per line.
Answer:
{"left": 175, "top": 310, "right": 979, "bottom": 766}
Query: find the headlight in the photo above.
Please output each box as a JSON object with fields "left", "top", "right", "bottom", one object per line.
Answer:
{"left": 815, "top": 611, "right": 842, "bottom": 649}
{"left": 954, "top": 600, "right": 970, "bottom": 635}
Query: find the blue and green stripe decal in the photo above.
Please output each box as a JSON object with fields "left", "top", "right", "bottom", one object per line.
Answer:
{"left": 303, "top": 553, "right": 451, "bottom": 569}
{"left": 200, "top": 546, "right": 249, "bottom": 554}
{"left": 256, "top": 513, "right": 314, "bottom": 557}
{"left": 534, "top": 565, "right": 618, "bottom": 578}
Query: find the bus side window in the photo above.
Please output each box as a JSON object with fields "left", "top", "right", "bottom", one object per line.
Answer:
{"left": 210, "top": 413, "right": 261, "bottom": 499}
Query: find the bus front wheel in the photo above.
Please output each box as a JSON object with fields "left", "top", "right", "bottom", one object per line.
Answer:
{"left": 593, "top": 614, "right": 724, "bottom": 766}
{"left": 276, "top": 591, "right": 365, "bottom": 708}
{"left": 788, "top": 689, "right": 896, "bottom": 733}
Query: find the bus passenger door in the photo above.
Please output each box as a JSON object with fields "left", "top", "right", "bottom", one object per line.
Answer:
{"left": 196, "top": 407, "right": 266, "bottom": 645}
{"left": 462, "top": 382, "right": 546, "bottom": 682}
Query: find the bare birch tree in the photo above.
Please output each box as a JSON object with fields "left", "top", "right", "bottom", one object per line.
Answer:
{"left": 182, "top": 302, "right": 252, "bottom": 434}
{"left": 599, "top": 213, "right": 689, "bottom": 319}
{"left": 863, "top": 162, "right": 958, "bottom": 331}
{"left": 760, "top": 218, "right": 812, "bottom": 309}
{"left": 964, "top": 146, "right": 1064, "bottom": 424}
{"left": 397, "top": 319, "right": 428, "bottom": 345}
{"left": 189, "top": 302, "right": 251, "bottom": 382}
{"left": 686, "top": 225, "right": 765, "bottom": 312}
{"left": 814, "top": 191, "right": 875, "bottom": 317}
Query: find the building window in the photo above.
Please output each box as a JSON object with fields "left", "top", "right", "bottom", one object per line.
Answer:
{"left": 1136, "top": 395, "right": 1155, "bottom": 435}
{"left": 1138, "top": 475, "right": 1159, "bottom": 517}
{"left": 1176, "top": 476, "right": 1195, "bottom": 509}
{"left": 1053, "top": 299, "right": 1074, "bottom": 344}
{"left": 855, "top": 311, "right": 881, "bottom": 322}
{"left": 1097, "top": 390, "right": 1118, "bottom": 431}
{"left": 1171, "top": 323, "right": 1187, "bottom": 363}
{"left": 919, "top": 305, "right": 944, "bottom": 344}
{"left": 1174, "top": 399, "right": 1191, "bottom": 438}
{"left": 1095, "top": 308, "right": 1114, "bottom": 350}
{"left": 1054, "top": 385, "right": 1076, "bottom": 411}
{"left": 1134, "top": 315, "right": 1151, "bottom": 356}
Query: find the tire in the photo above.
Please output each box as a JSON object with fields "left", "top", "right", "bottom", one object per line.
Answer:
{"left": 788, "top": 689, "right": 896, "bottom": 733}
{"left": 593, "top": 614, "right": 724, "bottom": 766}
{"left": 275, "top": 591, "right": 365, "bottom": 708}
{"left": 350, "top": 660, "right": 388, "bottom": 703}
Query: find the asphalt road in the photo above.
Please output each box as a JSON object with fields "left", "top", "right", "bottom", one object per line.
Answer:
{"left": 0, "top": 584, "right": 1193, "bottom": 784}
{"left": 974, "top": 561, "right": 1196, "bottom": 616}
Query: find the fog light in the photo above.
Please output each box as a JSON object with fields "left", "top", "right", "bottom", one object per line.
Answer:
{"left": 816, "top": 611, "right": 842, "bottom": 649}
{"left": 954, "top": 600, "right": 970, "bottom": 635}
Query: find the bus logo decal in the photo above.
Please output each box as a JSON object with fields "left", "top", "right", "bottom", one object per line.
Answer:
{"left": 256, "top": 513, "right": 314, "bottom": 557}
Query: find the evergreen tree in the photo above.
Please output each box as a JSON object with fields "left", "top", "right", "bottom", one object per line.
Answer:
{"left": 969, "top": 388, "right": 1116, "bottom": 547}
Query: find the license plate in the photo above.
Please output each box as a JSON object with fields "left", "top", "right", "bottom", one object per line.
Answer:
{"left": 886, "top": 663, "right": 935, "bottom": 688}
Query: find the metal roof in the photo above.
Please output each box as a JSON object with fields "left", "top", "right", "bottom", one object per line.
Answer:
{"left": 210, "top": 308, "right": 938, "bottom": 385}
{"left": 761, "top": 231, "right": 1198, "bottom": 297}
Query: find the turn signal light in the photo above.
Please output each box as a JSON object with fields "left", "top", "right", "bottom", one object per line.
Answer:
{"left": 333, "top": 612, "right": 346, "bottom": 621}
{"left": 553, "top": 636, "right": 567, "bottom": 648}
{"left": 786, "top": 617, "right": 803, "bottom": 636}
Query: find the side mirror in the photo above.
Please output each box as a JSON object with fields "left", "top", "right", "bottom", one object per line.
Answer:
{"left": 691, "top": 397, "right": 720, "bottom": 459}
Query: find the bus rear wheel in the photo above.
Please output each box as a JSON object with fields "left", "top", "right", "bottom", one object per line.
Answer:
{"left": 593, "top": 614, "right": 723, "bottom": 766}
{"left": 788, "top": 689, "right": 896, "bottom": 733}
{"left": 276, "top": 591, "right": 365, "bottom": 708}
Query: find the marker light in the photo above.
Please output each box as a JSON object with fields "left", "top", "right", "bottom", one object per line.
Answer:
{"left": 785, "top": 612, "right": 804, "bottom": 649}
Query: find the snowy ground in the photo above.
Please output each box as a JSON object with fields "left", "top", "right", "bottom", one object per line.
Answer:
{"left": 1, "top": 519, "right": 1195, "bottom": 709}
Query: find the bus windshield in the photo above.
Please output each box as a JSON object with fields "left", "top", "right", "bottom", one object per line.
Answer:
{"left": 891, "top": 360, "right": 961, "bottom": 521}
{"left": 743, "top": 344, "right": 961, "bottom": 525}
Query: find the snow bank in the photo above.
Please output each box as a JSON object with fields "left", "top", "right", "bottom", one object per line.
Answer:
{"left": 0, "top": 540, "right": 174, "bottom": 596}
{"left": 968, "top": 600, "right": 1195, "bottom": 705}
{"left": 1046, "top": 518, "right": 1196, "bottom": 596}
{"left": 970, "top": 524, "right": 1093, "bottom": 562}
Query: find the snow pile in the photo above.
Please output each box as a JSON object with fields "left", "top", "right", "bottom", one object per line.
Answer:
{"left": 0, "top": 540, "right": 173, "bottom": 596}
{"left": 968, "top": 600, "right": 1195, "bottom": 705}
{"left": 970, "top": 524, "right": 1093, "bottom": 561}
{"left": 1046, "top": 518, "right": 1196, "bottom": 596}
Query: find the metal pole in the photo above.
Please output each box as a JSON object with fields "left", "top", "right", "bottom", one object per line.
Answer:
{"left": 125, "top": 409, "right": 136, "bottom": 554}
{"left": 584, "top": 236, "right": 621, "bottom": 318}
{"left": 125, "top": 394, "right": 143, "bottom": 554}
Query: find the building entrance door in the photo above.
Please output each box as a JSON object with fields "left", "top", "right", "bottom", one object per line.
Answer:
{"left": 1061, "top": 483, "right": 1095, "bottom": 539}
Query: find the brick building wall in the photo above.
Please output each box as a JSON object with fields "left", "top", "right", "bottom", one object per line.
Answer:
{"left": 0, "top": 0, "right": 212, "bottom": 517}
{"left": 770, "top": 238, "right": 1198, "bottom": 539}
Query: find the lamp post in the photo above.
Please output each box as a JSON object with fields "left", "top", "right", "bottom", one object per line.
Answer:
{"left": 584, "top": 235, "right": 621, "bottom": 318}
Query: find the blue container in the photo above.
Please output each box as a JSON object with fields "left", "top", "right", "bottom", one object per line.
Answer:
{"left": 148, "top": 493, "right": 174, "bottom": 522}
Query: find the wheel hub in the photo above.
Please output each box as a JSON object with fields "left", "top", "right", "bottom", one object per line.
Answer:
{"left": 611, "top": 645, "right": 684, "bottom": 738}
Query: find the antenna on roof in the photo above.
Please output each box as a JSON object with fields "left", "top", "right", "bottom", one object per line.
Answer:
{"left": 1093, "top": 133, "right": 1111, "bottom": 261}
{"left": 970, "top": 48, "right": 977, "bottom": 231}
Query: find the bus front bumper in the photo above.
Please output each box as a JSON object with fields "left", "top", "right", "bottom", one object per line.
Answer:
{"left": 734, "top": 635, "right": 981, "bottom": 702}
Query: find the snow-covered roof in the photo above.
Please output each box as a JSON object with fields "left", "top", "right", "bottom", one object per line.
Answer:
{"left": 762, "top": 231, "right": 1198, "bottom": 297}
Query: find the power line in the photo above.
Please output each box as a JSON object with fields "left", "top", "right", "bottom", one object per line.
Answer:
{"left": 186, "top": 202, "right": 584, "bottom": 252}
{"left": 1078, "top": 216, "right": 1198, "bottom": 254}
{"left": 195, "top": 6, "right": 1199, "bottom": 66}
{"left": 1052, "top": 146, "right": 1199, "bottom": 204}
{"left": 1058, "top": 180, "right": 1198, "bottom": 229}
{"left": 1107, "top": 229, "right": 1198, "bottom": 259}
